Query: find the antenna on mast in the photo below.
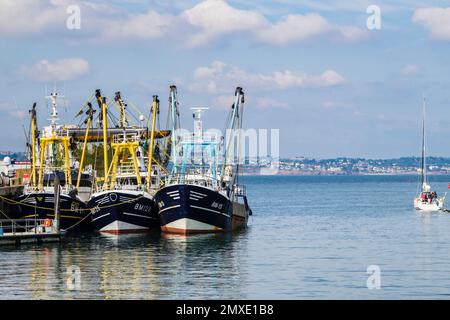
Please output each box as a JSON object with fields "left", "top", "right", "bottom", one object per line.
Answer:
{"left": 190, "top": 107, "right": 208, "bottom": 142}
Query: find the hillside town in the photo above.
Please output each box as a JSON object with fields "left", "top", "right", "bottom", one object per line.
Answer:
{"left": 243, "top": 156, "right": 450, "bottom": 175}
{"left": 3, "top": 152, "right": 450, "bottom": 176}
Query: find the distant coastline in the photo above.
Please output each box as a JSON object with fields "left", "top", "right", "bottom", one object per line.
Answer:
{"left": 242, "top": 156, "right": 450, "bottom": 176}
{"left": 243, "top": 171, "right": 450, "bottom": 176}
{"left": 4, "top": 152, "right": 450, "bottom": 177}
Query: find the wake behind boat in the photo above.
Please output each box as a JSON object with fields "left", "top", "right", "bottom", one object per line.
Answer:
{"left": 413, "top": 98, "right": 445, "bottom": 212}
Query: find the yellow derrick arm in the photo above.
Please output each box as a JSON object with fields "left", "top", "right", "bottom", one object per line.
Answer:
{"left": 129, "top": 145, "right": 142, "bottom": 186}
{"left": 76, "top": 106, "right": 93, "bottom": 189}
{"left": 37, "top": 136, "right": 72, "bottom": 191}
{"left": 37, "top": 140, "right": 46, "bottom": 190}
{"left": 146, "top": 96, "right": 159, "bottom": 191}
{"left": 95, "top": 89, "right": 109, "bottom": 189}
{"left": 115, "top": 91, "right": 126, "bottom": 129}
{"left": 63, "top": 138, "right": 72, "bottom": 186}
{"left": 107, "top": 146, "right": 120, "bottom": 190}
{"left": 105, "top": 140, "right": 142, "bottom": 190}
{"left": 102, "top": 100, "right": 109, "bottom": 188}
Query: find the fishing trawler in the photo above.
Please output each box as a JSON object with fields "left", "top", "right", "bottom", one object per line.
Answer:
{"left": 87, "top": 93, "right": 161, "bottom": 233}
{"left": 13, "top": 93, "right": 93, "bottom": 231}
{"left": 414, "top": 98, "right": 445, "bottom": 212}
{"left": 155, "top": 87, "right": 252, "bottom": 234}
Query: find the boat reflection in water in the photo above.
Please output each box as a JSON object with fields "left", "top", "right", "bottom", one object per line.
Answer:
{"left": 19, "top": 232, "right": 247, "bottom": 299}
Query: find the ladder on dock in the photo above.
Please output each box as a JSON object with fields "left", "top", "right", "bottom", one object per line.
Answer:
{"left": 0, "top": 219, "right": 61, "bottom": 245}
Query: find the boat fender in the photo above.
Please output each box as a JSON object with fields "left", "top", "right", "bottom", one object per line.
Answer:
{"left": 43, "top": 219, "right": 52, "bottom": 227}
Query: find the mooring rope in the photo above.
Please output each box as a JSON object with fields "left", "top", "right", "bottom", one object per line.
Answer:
{"left": 0, "top": 193, "right": 147, "bottom": 212}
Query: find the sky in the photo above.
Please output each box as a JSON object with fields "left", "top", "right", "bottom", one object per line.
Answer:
{"left": 1, "top": 0, "right": 450, "bottom": 158}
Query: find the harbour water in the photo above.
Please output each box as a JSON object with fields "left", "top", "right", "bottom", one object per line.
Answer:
{"left": 2, "top": 175, "right": 450, "bottom": 299}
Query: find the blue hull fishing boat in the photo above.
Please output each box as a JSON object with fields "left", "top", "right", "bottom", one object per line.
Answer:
{"left": 155, "top": 87, "right": 251, "bottom": 234}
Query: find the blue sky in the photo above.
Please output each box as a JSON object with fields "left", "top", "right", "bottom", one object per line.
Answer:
{"left": 1, "top": 0, "right": 450, "bottom": 158}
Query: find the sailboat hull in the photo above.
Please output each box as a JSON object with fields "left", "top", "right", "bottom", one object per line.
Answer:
{"left": 414, "top": 197, "right": 445, "bottom": 212}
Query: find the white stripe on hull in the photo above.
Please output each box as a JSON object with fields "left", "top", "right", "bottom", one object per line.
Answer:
{"left": 100, "top": 220, "right": 148, "bottom": 232}
{"left": 92, "top": 212, "right": 110, "bottom": 222}
{"left": 162, "top": 218, "right": 222, "bottom": 232}
{"left": 122, "top": 212, "right": 156, "bottom": 220}
{"left": 190, "top": 205, "right": 231, "bottom": 218}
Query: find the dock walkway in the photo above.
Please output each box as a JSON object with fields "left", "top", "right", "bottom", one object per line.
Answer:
{"left": 0, "top": 219, "right": 61, "bottom": 245}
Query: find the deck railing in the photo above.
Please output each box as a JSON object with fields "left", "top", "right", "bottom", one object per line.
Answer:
{"left": 0, "top": 219, "right": 56, "bottom": 236}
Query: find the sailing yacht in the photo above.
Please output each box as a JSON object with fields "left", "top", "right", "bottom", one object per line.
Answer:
{"left": 413, "top": 99, "right": 445, "bottom": 212}
{"left": 155, "top": 87, "right": 252, "bottom": 234}
{"left": 14, "top": 93, "right": 93, "bottom": 231}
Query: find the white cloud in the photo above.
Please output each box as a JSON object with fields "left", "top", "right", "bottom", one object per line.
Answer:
{"left": 336, "top": 26, "right": 369, "bottom": 42}
{"left": 194, "top": 61, "right": 227, "bottom": 79}
{"left": 212, "top": 95, "right": 235, "bottom": 110}
{"left": 401, "top": 64, "right": 419, "bottom": 75}
{"left": 257, "top": 14, "right": 331, "bottom": 45}
{"left": 413, "top": 7, "right": 450, "bottom": 40}
{"left": 1, "top": 0, "right": 367, "bottom": 46}
{"left": 256, "top": 97, "right": 289, "bottom": 109}
{"left": 213, "top": 95, "right": 289, "bottom": 110}
{"left": 191, "top": 60, "right": 345, "bottom": 93}
{"left": 270, "top": 69, "right": 346, "bottom": 89}
{"left": 0, "top": 0, "right": 66, "bottom": 35}
{"left": 183, "top": 0, "right": 367, "bottom": 46}
{"left": 19, "top": 58, "right": 90, "bottom": 82}
{"left": 0, "top": 101, "right": 26, "bottom": 119}
{"left": 182, "top": 0, "right": 266, "bottom": 47}
{"left": 100, "top": 10, "right": 177, "bottom": 40}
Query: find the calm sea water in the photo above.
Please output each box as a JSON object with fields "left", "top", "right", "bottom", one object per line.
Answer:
{"left": 2, "top": 175, "right": 450, "bottom": 299}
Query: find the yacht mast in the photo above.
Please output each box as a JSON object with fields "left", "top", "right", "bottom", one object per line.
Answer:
{"left": 421, "top": 97, "right": 426, "bottom": 187}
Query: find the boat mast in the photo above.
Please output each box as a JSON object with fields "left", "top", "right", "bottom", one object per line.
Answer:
{"left": 95, "top": 89, "right": 109, "bottom": 189}
{"left": 38, "top": 92, "right": 72, "bottom": 190}
{"left": 76, "top": 103, "right": 94, "bottom": 189}
{"left": 235, "top": 89, "right": 245, "bottom": 185}
{"left": 115, "top": 91, "right": 128, "bottom": 129}
{"left": 220, "top": 87, "right": 244, "bottom": 183}
{"left": 29, "top": 103, "right": 37, "bottom": 187}
{"left": 421, "top": 97, "right": 426, "bottom": 188}
{"left": 48, "top": 92, "right": 61, "bottom": 133}
{"left": 146, "top": 95, "right": 159, "bottom": 191}
{"left": 169, "top": 85, "right": 181, "bottom": 161}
